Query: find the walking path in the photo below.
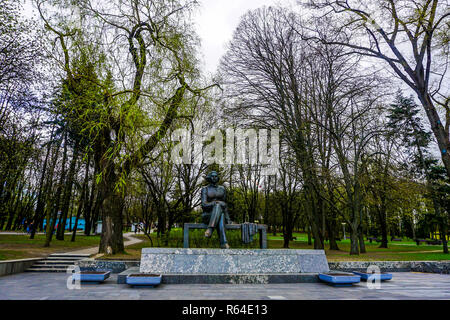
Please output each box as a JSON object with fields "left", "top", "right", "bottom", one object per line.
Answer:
{"left": 67, "top": 232, "right": 144, "bottom": 256}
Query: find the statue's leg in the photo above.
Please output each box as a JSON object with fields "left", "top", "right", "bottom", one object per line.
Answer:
{"left": 206, "top": 205, "right": 220, "bottom": 238}
{"left": 217, "top": 214, "right": 229, "bottom": 249}
{"left": 207, "top": 204, "right": 221, "bottom": 228}
{"left": 202, "top": 213, "right": 213, "bottom": 238}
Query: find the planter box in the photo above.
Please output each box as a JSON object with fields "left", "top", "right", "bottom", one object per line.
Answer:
{"left": 72, "top": 271, "right": 111, "bottom": 283}
{"left": 352, "top": 271, "right": 392, "bottom": 281}
{"left": 126, "top": 274, "right": 162, "bottom": 287}
{"left": 319, "top": 272, "right": 361, "bottom": 286}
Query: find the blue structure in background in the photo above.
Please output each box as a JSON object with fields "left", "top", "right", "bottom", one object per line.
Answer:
{"left": 43, "top": 217, "right": 86, "bottom": 231}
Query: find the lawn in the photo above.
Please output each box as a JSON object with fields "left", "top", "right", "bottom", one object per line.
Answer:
{"left": 0, "top": 234, "right": 101, "bottom": 261}
{"left": 98, "top": 230, "right": 450, "bottom": 262}
{"left": 1, "top": 230, "right": 448, "bottom": 262}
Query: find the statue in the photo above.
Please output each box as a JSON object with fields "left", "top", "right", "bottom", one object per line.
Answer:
{"left": 201, "top": 171, "right": 232, "bottom": 249}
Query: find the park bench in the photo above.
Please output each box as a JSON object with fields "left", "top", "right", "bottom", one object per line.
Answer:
{"left": 367, "top": 237, "right": 381, "bottom": 243}
{"left": 391, "top": 238, "right": 402, "bottom": 241}
{"left": 426, "top": 239, "right": 442, "bottom": 245}
{"left": 183, "top": 223, "right": 268, "bottom": 249}
{"left": 415, "top": 239, "right": 428, "bottom": 245}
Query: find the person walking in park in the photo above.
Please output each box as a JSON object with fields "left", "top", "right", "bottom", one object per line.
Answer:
{"left": 27, "top": 222, "right": 33, "bottom": 234}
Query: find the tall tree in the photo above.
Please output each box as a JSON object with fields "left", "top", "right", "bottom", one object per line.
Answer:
{"left": 306, "top": 0, "right": 450, "bottom": 179}
{"left": 388, "top": 93, "right": 449, "bottom": 253}
{"left": 36, "top": 0, "right": 213, "bottom": 253}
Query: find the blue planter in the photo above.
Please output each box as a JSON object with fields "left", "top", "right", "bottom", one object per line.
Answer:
{"left": 319, "top": 272, "right": 361, "bottom": 286}
{"left": 126, "top": 274, "right": 162, "bottom": 287}
{"left": 352, "top": 271, "right": 393, "bottom": 281}
{"left": 72, "top": 271, "right": 111, "bottom": 283}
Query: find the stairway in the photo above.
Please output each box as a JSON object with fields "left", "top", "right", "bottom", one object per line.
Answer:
{"left": 25, "top": 253, "right": 91, "bottom": 273}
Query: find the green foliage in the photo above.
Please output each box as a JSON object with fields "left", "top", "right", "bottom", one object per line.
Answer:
{"left": 387, "top": 92, "right": 434, "bottom": 174}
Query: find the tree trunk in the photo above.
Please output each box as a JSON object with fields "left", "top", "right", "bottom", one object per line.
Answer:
{"left": 98, "top": 190, "right": 125, "bottom": 254}
{"left": 307, "top": 224, "right": 312, "bottom": 245}
{"left": 5, "top": 211, "right": 14, "bottom": 231}
{"left": 419, "top": 94, "right": 450, "bottom": 179}
{"left": 358, "top": 225, "right": 366, "bottom": 253}
{"left": 283, "top": 232, "right": 290, "bottom": 248}
{"left": 282, "top": 213, "right": 292, "bottom": 249}
{"left": 84, "top": 176, "right": 96, "bottom": 236}
{"left": 44, "top": 134, "right": 68, "bottom": 247}
{"left": 378, "top": 208, "right": 388, "bottom": 248}
{"left": 305, "top": 192, "right": 324, "bottom": 249}
{"left": 326, "top": 219, "right": 339, "bottom": 250}
{"left": 98, "top": 160, "right": 125, "bottom": 254}
{"left": 56, "top": 141, "right": 79, "bottom": 240}
{"left": 72, "top": 155, "right": 90, "bottom": 242}
{"left": 32, "top": 140, "right": 61, "bottom": 238}
{"left": 4, "top": 180, "right": 21, "bottom": 230}
{"left": 440, "top": 224, "right": 449, "bottom": 254}
{"left": 68, "top": 200, "right": 74, "bottom": 232}
{"left": 411, "top": 216, "right": 416, "bottom": 240}
{"left": 349, "top": 229, "right": 359, "bottom": 255}
{"left": 89, "top": 187, "right": 102, "bottom": 235}
{"left": 30, "top": 129, "right": 55, "bottom": 239}
{"left": 71, "top": 196, "right": 83, "bottom": 242}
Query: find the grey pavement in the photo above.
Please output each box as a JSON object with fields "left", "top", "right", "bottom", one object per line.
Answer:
{"left": 0, "top": 272, "right": 449, "bottom": 300}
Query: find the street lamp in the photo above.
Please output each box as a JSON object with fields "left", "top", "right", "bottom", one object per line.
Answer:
{"left": 342, "top": 223, "right": 346, "bottom": 240}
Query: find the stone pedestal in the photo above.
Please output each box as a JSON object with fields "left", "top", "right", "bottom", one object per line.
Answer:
{"left": 139, "top": 248, "right": 329, "bottom": 274}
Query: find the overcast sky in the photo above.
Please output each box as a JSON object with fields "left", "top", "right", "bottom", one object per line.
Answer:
{"left": 193, "top": 0, "right": 296, "bottom": 74}
{"left": 24, "top": 0, "right": 298, "bottom": 74}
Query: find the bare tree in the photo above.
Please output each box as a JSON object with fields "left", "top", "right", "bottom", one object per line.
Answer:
{"left": 306, "top": 0, "right": 450, "bottom": 178}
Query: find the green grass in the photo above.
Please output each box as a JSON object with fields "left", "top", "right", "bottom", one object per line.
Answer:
{"left": 1, "top": 231, "right": 448, "bottom": 262}
{"left": 0, "top": 250, "right": 31, "bottom": 261}
{"left": 0, "top": 234, "right": 101, "bottom": 247}
{"left": 0, "top": 234, "right": 101, "bottom": 261}
{"left": 267, "top": 234, "right": 448, "bottom": 261}
{"left": 109, "top": 231, "right": 449, "bottom": 262}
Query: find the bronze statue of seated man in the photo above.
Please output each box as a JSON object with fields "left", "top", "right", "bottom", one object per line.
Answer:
{"left": 201, "top": 171, "right": 232, "bottom": 249}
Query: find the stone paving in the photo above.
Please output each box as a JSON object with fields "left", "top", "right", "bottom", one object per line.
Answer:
{"left": 0, "top": 272, "right": 449, "bottom": 300}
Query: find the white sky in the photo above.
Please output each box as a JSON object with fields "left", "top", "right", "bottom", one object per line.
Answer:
{"left": 193, "top": 0, "right": 295, "bottom": 74}
{"left": 24, "top": 0, "right": 296, "bottom": 74}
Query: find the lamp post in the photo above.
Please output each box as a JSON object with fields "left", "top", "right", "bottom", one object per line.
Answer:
{"left": 342, "top": 223, "right": 346, "bottom": 240}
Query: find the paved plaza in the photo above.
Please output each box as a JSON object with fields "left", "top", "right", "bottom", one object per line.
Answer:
{"left": 0, "top": 272, "right": 449, "bottom": 300}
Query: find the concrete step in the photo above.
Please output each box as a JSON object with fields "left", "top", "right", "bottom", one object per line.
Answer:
{"left": 45, "top": 257, "right": 86, "bottom": 261}
{"left": 34, "top": 260, "right": 77, "bottom": 265}
{"left": 24, "top": 253, "right": 91, "bottom": 272}
{"left": 25, "top": 267, "right": 69, "bottom": 273}
{"left": 49, "top": 253, "right": 91, "bottom": 258}
{"left": 31, "top": 264, "right": 74, "bottom": 269}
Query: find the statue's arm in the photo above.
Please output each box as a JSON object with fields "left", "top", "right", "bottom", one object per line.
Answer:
{"left": 201, "top": 187, "right": 214, "bottom": 211}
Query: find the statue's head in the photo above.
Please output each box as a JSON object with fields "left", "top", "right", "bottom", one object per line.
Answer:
{"left": 206, "top": 171, "right": 219, "bottom": 185}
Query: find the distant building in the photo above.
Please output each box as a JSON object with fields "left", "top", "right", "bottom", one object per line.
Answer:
{"left": 43, "top": 217, "right": 86, "bottom": 231}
